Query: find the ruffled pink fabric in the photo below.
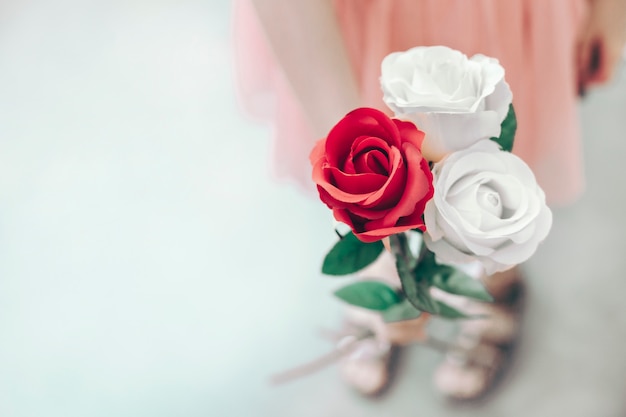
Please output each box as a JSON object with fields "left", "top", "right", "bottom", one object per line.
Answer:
{"left": 233, "top": 0, "right": 586, "bottom": 206}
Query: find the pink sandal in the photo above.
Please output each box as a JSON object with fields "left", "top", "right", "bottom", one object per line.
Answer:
{"left": 434, "top": 272, "right": 525, "bottom": 402}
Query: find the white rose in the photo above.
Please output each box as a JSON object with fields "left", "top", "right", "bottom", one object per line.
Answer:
{"left": 380, "top": 46, "right": 513, "bottom": 162}
{"left": 423, "top": 140, "right": 552, "bottom": 275}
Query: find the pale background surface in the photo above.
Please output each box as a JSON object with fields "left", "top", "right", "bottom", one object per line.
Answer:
{"left": 0, "top": 1, "right": 625, "bottom": 416}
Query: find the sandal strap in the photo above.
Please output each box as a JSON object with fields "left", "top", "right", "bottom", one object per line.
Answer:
{"left": 445, "top": 336, "right": 504, "bottom": 371}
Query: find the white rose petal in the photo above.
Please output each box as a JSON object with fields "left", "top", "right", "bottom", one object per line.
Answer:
{"left": 423, "top": 140, "right": 552, "bottom": 275}
{"left": 380, "top": 46, "right": 513, "bottom": 162}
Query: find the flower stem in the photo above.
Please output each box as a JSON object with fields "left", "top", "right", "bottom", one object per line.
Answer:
{"left": 389, "top": 233, "right": 415, "bottom": 271}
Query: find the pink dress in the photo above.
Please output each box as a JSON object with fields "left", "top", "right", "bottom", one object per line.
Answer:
{"left": 233, "top": 0, "right": 587, "bottom": 207}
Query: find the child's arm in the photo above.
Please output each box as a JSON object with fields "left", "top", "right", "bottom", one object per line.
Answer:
{"left": 577, "top": 0, "right": 626, "bottom": 93}
{"left": 250, "top": 0, "right": 361, "bottom": 137}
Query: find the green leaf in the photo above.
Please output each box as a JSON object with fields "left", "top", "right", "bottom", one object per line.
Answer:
{"left": 322, "top": 232, "right": 384, "bottom": 276}
{"left": 333, "top": 281, "right": 401, "bottom": 311}
{"left": 435, "top": 301, "right": 469, "bottom": 319}
{"left": 490, "top": 104, "right": 517, "bottom": 152}
{"left": 417, "top": 251, "right": 493, "bottom": 302}
{"left": 432, "top": 267, "right": 493, "bottom": 302}
{"left": 381, "top": 300, "right": 422, "bottom": 323}
{"left": 409, "top": 281, "right": 440, "bottom": 314}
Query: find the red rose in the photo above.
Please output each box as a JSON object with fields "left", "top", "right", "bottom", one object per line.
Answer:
{"left": 310, "top": 108, "right": 434, "bottom": 242}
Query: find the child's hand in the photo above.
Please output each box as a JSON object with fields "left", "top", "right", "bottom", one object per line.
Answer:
{"left": 576, "top": 0, "right": 626, "bottom": 95}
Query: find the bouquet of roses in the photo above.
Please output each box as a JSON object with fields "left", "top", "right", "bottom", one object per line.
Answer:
{"left": 311, "top": 46, "right": 552, "bottom": 325}
{"left": 272, "top": 46, "right": 552, "bottom": 387}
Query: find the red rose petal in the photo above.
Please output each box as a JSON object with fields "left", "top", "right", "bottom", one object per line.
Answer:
{"left": 365, "top": 143, "right": 432, "bottom": 229}
{"left": 317, "top": 185, "right": 349, "bottom": 209}
{"left": 329, "top": 166, "right": 387, "bottom": 195}
{"left": 309, "top": 137, "right": 326, "bottom": 166}
{"left": 356, "top": 221, "right": 426, "bottom": 242}
{"left": 395, "top": 142, "right": 433, "bottom": 213}
{"left": 319, "top": 187, "right": 388, "bottom": 225}
{"left": 314, "top": 165, "right": 371, "bottom": 204}
{"left": 393, "top": 119, "right": 425, "bottom": 149}
{"left": 325, "top": 108, "right": 401, "bottom": 167}
{"left": 313, "top": 157, "right": 368, "bottom": 205}
{"left": 353, "top": 230, "right": 386, "bottom": 243}
{"left": 332, "top": 208, "right": 356, "bottom": 229}
{"left": 364, "top": 151, "right": 390, "bottom": 175}
{"left": 351, "top": 136, "right": 391, "bottom": 156}
{"left": 351, "top": 136, "right": 391, "bottom": 175}
{"left": 344, "top": 204, "right": 391, "bottom": 221}
{"left": 361, "top": 147, "right": 405, "bottom": 208}
{"left": 342, "top": 156, "right": 356, "bottom": 175}
{"left": 333, "top": 208, "right": 375, "bottom": 236}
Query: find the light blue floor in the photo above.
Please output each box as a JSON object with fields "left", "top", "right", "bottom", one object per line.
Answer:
{"left": 0, "top": 2, "right": 625, "bottom": 416}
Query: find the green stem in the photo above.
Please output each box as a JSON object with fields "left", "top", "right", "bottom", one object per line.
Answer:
{"left": 389, "top": 233, "right": 415, "bottom": 272}
{"left": 417, "top": 237, "right": 429, "bottom": 264}
{"left": 391, "top": 232, "right": 439, "bottom": 314}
